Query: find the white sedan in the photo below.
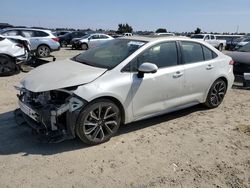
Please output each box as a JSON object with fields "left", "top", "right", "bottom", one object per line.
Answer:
{"left": 17, "top": 36, "right": 234, "bottom": 144}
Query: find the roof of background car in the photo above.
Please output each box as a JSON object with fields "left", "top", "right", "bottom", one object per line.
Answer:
{"left": 120, "top": 35, "right": 189, "bottom": 42}
{"left": 2, "top": 28, "right": 52, "bottom": 33}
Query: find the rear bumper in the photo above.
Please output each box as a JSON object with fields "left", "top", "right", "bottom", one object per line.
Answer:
{"left": 16, "top": 50, "right": 30, "bottom": 63}
{"left": 234, "top": 73, "right": 250, "bottom": 87}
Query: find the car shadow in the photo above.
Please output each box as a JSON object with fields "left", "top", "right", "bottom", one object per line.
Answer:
{"left": 0, "top": 104, "right": 208, "bottom": 156}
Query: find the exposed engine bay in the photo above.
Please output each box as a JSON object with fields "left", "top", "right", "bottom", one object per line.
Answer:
{"left": 17, "top": 88, "right": 86, "bottom": 142}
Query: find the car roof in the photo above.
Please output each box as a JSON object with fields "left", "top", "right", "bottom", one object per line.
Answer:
{"left": 120, "top": 35, "right": 189, "bottom": 42}
{"left": 2, "top": 28, "right": 51, "bottom": 33}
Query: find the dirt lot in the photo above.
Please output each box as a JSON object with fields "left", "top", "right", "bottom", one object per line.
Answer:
{"left": 0, "top": 48, "right": 250, "bottom": 188}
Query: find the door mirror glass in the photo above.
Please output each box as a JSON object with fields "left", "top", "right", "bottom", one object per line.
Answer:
{"left": 138, "top": 62, "right": 158, "bottom": 78}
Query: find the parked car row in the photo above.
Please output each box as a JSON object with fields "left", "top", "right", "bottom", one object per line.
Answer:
{"left": 0, "top": 28, "right": 60, "bottom": 58}
{"left": 191, "top": 34, "right": 226, "bottom": 51}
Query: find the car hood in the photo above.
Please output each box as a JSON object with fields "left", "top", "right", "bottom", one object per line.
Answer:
{"left": 21, "top": 59, "right": 107, "bottom": 92}
{"left": 225, "top": 51, "right": 250, "bottom": 64}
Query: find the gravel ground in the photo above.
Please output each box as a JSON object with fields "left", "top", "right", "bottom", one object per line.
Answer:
{"left": 0, "top": 48, "right": 249, "bottom": 188}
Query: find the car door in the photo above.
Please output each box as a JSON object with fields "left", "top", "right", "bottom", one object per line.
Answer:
{"left": 129, "top": 41, "right": 185, "bottom": 120}
{"left": 88, "top": 34, "right": 100, "bottom": 48}
{"left": 179, "top": 41, "right": 216, "bottom": 104}
{"left": 20, "top": 30, "right": 37, "bottom": 50}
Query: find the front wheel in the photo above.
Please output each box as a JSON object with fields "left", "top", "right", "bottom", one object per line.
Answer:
{"left": 204, "top": 79, "right": 227, "bottom": 108}
{"left": 76, "top": 99, "right": 121, "bottom": 145}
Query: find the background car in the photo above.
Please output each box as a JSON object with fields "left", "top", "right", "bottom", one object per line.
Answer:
{"left": 18, "top": 37, "right": 234, "bottom": 145}
{"left": 225, "top": 43, "right": 250, "bottom": 86}
{"left": 71, "top": 33, "right": 113, "bottom": 50}
{"left": 215, "top": 35, "right": 243, "bottom": 50}
{"left": 58, "top": 31, "right": 87, "bottom": 47}
{"left": 1, "top": 28, "right": 60, "bottom": 58}
{"left": 0, "top": 35, "right": 29, "bottom": 76}
{"left": 234, "top": 36, "right": 250, "bottom": 49}
{"left": 191, "top": 34, "right": 226, "bottom": 51}
{"left": 52, "top": 30, "right": 72, "bottom": 37}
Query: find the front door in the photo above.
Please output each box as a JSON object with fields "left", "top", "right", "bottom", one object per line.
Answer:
{"left": 130, "top": 41, "right": 185, "bottom": 120}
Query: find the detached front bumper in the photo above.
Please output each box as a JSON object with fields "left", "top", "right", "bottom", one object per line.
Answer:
{"left": 17, "top": 90, "right": 87, "bottom": 140}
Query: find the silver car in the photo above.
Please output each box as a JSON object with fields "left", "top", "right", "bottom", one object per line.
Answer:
{"left": 1, "top": 28, "right": 60, "bottom": 57}
{"left": 17, "top": 36, "right": 234, "bottom": 145}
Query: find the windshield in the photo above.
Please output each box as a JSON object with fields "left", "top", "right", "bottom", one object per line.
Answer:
{"left": 73, "top": 39, "right": 147, "bottom": 69}
{"left": 80, "top": 34, "right": 90, "bottom": 39}
{"left": 237, "top": 43, "right": 250, "bottom": 52}
{"left": 191, "top": 35, "right": 204, "bottom": 39}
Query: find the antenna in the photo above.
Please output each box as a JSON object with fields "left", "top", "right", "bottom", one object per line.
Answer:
{"left": 236, "top": 25, "right": 239, "bottom": 34}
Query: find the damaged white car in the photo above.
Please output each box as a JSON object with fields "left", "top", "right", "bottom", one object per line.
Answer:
{"left": 0, "top": 35, "right": 30, "bottom": 76}
{"left": 17, "top": 36, "right": 234, "bottom": 145}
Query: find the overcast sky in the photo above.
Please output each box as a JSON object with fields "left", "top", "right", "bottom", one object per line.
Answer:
{"left": 1, "top": 0, "right": 250, "bottom": 33}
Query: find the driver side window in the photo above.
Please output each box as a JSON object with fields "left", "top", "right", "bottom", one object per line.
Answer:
{"left": 125, "top": 41, "right": 178, "bottom": 72}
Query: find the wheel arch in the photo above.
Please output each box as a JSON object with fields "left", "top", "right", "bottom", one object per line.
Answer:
{"left": 88, "top": 96, "right": 126, "bottom": 124}
{"left": 37, "top": 43, "right": 51, "bottom": 51}
{"left": 81, "top": 42, "right": 89, "bottom": 49}
{"left": 204, "top": 76, "right": 228, "bottom": 102}
{"left": 0, "top": 53, "right": 16, "bottom": 61}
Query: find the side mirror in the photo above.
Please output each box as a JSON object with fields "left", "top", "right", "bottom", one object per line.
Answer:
{"left": 138, "top": 62, "right": 158, "bottom": 78}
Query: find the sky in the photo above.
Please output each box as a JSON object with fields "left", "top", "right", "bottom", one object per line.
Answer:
{"left": 1, "top": 0, "right": 250, "bottom": 33}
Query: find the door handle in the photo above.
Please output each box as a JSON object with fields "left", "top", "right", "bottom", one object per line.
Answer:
{"left": 173, "top": 71, "right": 183, "bottom": 78}
{"left": 206, "top": 64, "right": 214, "bottom": 70}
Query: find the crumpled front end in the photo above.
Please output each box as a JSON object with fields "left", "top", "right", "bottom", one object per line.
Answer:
{"left": 17, "top": 88, "right": 87, "bottom": 142}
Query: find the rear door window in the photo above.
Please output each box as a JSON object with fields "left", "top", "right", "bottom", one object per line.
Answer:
{"left": 34, "top": 31, "right": 49, "bottom": 37}
{"left": 21, "top": 30, "right": 35, "bottom": 37}
{"left": 181, "top": 41, "right": 204, "bottom": 64}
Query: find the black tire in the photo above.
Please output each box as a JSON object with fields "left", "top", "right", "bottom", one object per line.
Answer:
{"left": 36, "top": 45, "right": 51, "bottom": 58}
{"left": 218, "top": 44, "right": 223, "bottom": 51}
{"left": 0, "top": 55, "right": 17, "bottom": 76}
{"left": 60, "top": 40, "right": 67, "bottom": 47}
{"left": 81, "top": 43, "right": 88, "bottom": 50}
{"left": 76, "top": 99, "right": 121, "bottom": 145}
{"left": 204, "top": 79, "right": 227, "bottom": 108}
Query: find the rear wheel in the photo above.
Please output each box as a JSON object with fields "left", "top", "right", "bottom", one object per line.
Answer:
{"left": 36, "top": 45, "right": 50, "bottom": 58}
{"left": 60, "top": 40, "right": 67, "bottom": 47}
{"left": 218, "top": 44, "right": 223, "bottom": 51}
{"left": 0, "top": 55, "right": 17, "bottom": 76}
{"left": 204, "top": 79, "right": 227, "bottom": 108}
{"left": 76, "top": 99, "right": 121, "bottom": 145}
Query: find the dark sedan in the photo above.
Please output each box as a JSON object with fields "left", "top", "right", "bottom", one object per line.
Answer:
{"left": 226, "top": 43, "right": 250, "bottom": 87}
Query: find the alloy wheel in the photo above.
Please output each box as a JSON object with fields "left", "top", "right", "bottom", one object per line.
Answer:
{"left": 83, "top": 104, "right": 120, "bottom": 142}
{"left": 37, "top": 45, "right": 50, "bottom": 57}
{"left": 209, "top": 80, "right": 226, "bottom": 106}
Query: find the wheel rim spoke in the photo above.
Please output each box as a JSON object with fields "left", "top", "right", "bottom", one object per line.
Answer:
{"left": 210, "top": 81, "right": 226, "bottom": 106}
{"left": 92, "top": 126, "right": 101, "bottom": 140}
{"left": 83, "top": 104, "right": 119, "bottom": 142}
{"left": 90, "top": 111, "right": 99, "bottom": 120}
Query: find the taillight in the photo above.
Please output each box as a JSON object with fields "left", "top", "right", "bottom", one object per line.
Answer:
{"left": 229, "top": 60, "right": 235, "bottom": 65}
{"left": 52, "top": 38, "right": 59, "bottom": 42}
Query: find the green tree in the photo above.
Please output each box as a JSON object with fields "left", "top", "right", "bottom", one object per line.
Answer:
{"left": 156, "top": 28, "right": 167, "bottom": 33}
{"left": 194, "top": 27, "right": 201, "bottom": 34}
{"left": 117, "top": 23, "right": 133, "bottom": 34}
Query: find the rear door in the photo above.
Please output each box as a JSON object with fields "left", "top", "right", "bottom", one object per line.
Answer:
{"left": 20, "top": 30, "right": 37, "bottom": 50}
{"left": 179, "top": 41, "right": 217, "bottom": 103}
